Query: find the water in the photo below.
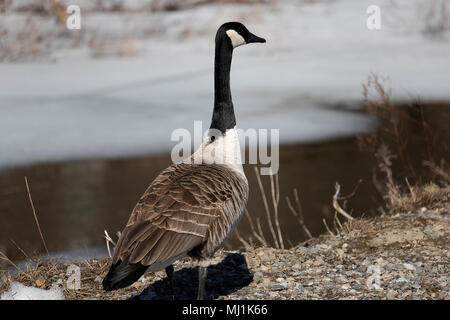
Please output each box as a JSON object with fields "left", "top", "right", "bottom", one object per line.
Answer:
{"left": 0, "top": 137, "right": 379, "bottom": 262}
{"left": 1, "top": 102, "right": 448, "bottom": 263}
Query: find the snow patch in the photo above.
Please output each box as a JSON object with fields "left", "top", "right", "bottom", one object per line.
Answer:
{"left": 1, "top": 282, "right": 65, "bottom": 300}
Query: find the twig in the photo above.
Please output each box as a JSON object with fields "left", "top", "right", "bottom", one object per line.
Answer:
{"left": 294, "top": 188, "right": 312, "bottom": 238}
{"left": 332, "top": 213, "right": 339, "bottom": 235}
{"left": 244, "top": 209, "right": 268, "bottom": 247}
{"left": 291, "top": 238, "right": 311, "bottom": 250}
{"left": 322, "top": 219, "right": 334, "bottom": 236}
{"left": 423, "top": 160, "right": 450, "bottom": 183}
{"left": 248, "top": 236, "right": 254, "bottom": 248}
{"left": 254, "top": 167, "right": 279, "bottom": 248}
{"left": 405, "top": 177, "right": 416, "bottom": 202}
{"left": 371, "top": 168, "right": 385, "bottom": 198}
{"left": 10, "top": 239, "right": 29, "bottom": 260}
{"left": 332, "top": 182, "right": 355, "bottom": 221}
{"left": 0, "top": 252, "right": 20, "bottom": 273}
{"left": 270, "top": 171, "right": 284, "bottom": 249}
{"left": 334, "top": 213, "right": 344, "bottom": 233}
{"left": 24, "top": 176, "right": 49, "bottom": 257}
{"left": 104, "top": 230, "right": 116, "bottom": 259}
{"left": 287, "top": 239, "right": 294, "bottom": 248}
{"left": 234, "top": 228, "right": 251, "bottom": 250}
{"left": 336, "top": 179, "right": 363, "bottom": 200}
{"left": 286, "top": 189, "right": 313, "bottom": 240}
{"left": 255, "top": 217, "right": 266, "bottom": 246}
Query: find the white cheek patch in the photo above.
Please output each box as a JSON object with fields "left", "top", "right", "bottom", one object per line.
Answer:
{"left": 226, "top": 29, "right": 246, "bottom": 48}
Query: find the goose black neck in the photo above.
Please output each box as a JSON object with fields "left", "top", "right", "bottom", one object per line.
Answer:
{"left": 210, "top": 35, "right": 236, "bottom": 134}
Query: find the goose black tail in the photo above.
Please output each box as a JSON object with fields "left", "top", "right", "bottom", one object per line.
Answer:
{"left": 102, "top": 258, "right": 148, "bottom": 291}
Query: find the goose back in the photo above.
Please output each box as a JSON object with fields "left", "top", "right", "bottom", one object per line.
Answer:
{"left": 112, "top": 162, "right": 249, "bottom": 268}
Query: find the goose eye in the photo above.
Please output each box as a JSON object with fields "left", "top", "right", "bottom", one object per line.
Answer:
{"left": 210, "top": 136, "right": 216, "bottom": 142}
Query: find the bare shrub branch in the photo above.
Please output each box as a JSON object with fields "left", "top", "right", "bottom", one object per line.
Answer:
{"left": 244, "top": 209, "right": 268, "bottom": 247}
{"left": 270, "top": 171, "right": 284, "bottom": 249}
{"left": 286, "top": 188, "right": 313, "bottom": 240}
{"left": 332, "top": 182, "right": 354, "bottom": 221}
{"left": 103, "top": 230, "right": 117, "bottom": 259}
{"left": 322, "top": 219, "right": 334, "bottom": 236}
{"left": 234, "top": 228, "right": 252, "bottom": 250}
{"left": 253, "top": 166, "right": 280, "bottom": 248}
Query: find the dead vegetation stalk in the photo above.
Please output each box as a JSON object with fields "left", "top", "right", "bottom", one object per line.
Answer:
{"left": 236, "top": 168, "right": 317, "bottom": 250}
{"left": 269, "top": 171, "right": 284, "bottom": 249}
{"left": 253, "top": 167, "right": 280, "bottom": 248}
{"left": 332, "top": 182, "right": 354, "bottom": 221}
{"left": 286, "top": 188, "right": 313, "bottom": 240}
{"left": 24, "top": 176, "right": 49, "bottom": 257}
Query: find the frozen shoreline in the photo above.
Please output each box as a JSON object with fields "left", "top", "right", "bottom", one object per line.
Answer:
{"left": 0, "top": 0, "right": 449, "bottom": 171}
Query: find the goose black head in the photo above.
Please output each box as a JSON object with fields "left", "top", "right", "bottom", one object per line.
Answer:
{"left": 217, "top": 22, "right": 266, "bottom": 49}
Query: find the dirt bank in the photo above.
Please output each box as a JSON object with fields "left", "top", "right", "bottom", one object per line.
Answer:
{"left": 1, "top": 203, "right": 449, "bottom": 300}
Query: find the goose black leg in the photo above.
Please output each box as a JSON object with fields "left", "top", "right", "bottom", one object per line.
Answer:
{"left": 165, "top": 265, "right": 175, "bottom": 299}
{"left": 197, "top": 266, "right": 207, "bottom": 300}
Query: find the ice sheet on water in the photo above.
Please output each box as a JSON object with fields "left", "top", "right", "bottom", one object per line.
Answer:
{"left": 0, "top": 0, "right": 449, "bottom": 171}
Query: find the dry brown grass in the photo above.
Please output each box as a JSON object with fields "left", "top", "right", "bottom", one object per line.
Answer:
{"left": 358, "top": 73, "right": 450, "bottom": 213}
{"left": 359, "top": 74, "right": 449, "bottom": 184}
{"left": 389, "top": 183, "right": 450, "bottom": 213}
{"left": 0, "top": 256, "right": 112, "bottom": 300}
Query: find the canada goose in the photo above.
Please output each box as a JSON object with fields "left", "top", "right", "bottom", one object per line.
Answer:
{"left": 102, "top": 22, "right": 266, "bottom": 299}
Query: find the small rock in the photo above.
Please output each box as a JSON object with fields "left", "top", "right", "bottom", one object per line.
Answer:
{"left": 396, "top": 276, "right": 408, "bottom": 283}
{"left": 292, "top": 263, "right": 302, "bottom": 270}
{"left": 260, "top": 265, "right": 269, "bottom": 272}
{"left": 361, "top": 258, "right": 371, "bottom": 266}
{"left": 411, "top": 283, "right": 421, "bottom": 289}
{"left": 335, "top": 249, "right": 345, "bottom": 258}
{"left": 269, "top": 291, "right": 279, "bottom": 298}
{"left": 253, "top": 272, "right": 263, "bottom": 282}
{"left": 318, "top": 244, "right": 330, "bottom": 251}
{"left": 131, "top": 282, "right": 142, "bottom": 289}
{"left": 387, "top": 290, "right": 397, "bottom": 299}
{"left": 262, "top": 278, "right": 272, "bottom": 287}
{"left": 403, "top": 263, "right": 415, "bottom": 271}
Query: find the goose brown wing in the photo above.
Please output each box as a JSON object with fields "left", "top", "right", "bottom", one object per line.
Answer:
{"left": 112, "top": 163, "right": 247, "bottom": 266}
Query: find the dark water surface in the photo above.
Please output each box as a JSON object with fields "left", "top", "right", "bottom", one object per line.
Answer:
{"left": 0, "top": 137, "right": 380, "bottom": 262}
{"left": 2, "top": 101, "right": 449, "bottom": 263}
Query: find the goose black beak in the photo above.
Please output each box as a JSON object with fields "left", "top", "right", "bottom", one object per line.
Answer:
{"left": 247, "top": 33, "right": 266, "bottom": 44}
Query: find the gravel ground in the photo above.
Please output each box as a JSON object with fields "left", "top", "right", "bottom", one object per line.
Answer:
{"left": 125, "top": 204, "right": 450, "bottom": 300}
{"left": 2, "top": 204, "right": 449, "bottom": 300}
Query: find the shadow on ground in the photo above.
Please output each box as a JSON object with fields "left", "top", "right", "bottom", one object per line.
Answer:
{"left": 130, "top": 253, "right": 253, "bottom": 300}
